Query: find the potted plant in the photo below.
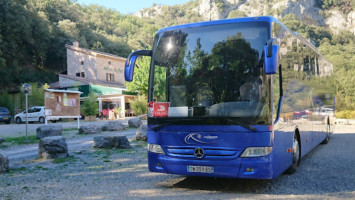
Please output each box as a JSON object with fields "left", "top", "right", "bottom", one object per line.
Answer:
{"left": 113, "top": 107, "right": 122, "bottom": 119}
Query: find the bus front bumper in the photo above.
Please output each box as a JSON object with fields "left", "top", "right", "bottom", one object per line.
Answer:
{"left": 148, "top": 152, "right": 273, "bottom": 179}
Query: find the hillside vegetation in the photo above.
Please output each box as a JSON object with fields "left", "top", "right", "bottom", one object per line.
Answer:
{"left": 0, "top": 0, "right": 354, "bottom": 111}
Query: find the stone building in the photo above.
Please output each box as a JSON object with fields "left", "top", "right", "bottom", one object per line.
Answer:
{"left": 53, "top": 42, "right": 136, "bottom": 118}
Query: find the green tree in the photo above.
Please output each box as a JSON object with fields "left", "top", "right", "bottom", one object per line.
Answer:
{"left": 128, "top": 95, "right": 148, "bottom": 116}
{"left": 19, "top": 83, "right": 45, "bottom": 108}
{"left": 125, "top": 56, "right": 151, "bottom": 97}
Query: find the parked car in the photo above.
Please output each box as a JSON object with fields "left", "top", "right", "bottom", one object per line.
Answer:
{"left": 14, "top": 106, "right": 59, "bottom": 124}
{"left": 0, "top": 107, "right": 12, "bottom": 124}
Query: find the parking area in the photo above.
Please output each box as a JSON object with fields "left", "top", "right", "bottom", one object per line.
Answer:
{"left": 0, "top": 124, "right": 355, "bottom": 199}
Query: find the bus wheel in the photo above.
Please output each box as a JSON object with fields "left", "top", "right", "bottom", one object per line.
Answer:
{"left": 321, "top": 123, "right": 330, "bottom": 144}
{"left": 286, "top": 133, "right": 300, "bottom": 174}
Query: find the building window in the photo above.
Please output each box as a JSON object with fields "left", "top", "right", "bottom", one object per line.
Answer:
{"left": 106, "top": 73, "right": 114, "bottom": 82}
{"left": 80, "top": 61, "right": 84, "bottom": 65}
{"left": 76, "top": 72, "right": 85, "bottom": 77}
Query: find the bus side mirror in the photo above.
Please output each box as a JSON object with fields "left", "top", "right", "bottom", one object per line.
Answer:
{"left": 125, "top": 50, "right": 152, "bottom": 82}
{"left": 264, "top": 39, "right": 279, "bottom": 75}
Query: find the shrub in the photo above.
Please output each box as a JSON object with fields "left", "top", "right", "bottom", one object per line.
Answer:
{"left": 128, "top": 96, "right": 147, "bottom": 116}
{"left": 81, "top": 92, "right": 98, "bottom": 116}
{"left": 335, "top": 110, "right": 355, "bottom": 119}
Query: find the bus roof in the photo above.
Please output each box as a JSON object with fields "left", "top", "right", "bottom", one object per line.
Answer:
{"left": 157, "top": 16, "right": 281, "bottom": 34}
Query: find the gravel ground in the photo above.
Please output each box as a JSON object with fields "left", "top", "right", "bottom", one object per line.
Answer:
{"left": 0, "top": 125, "right": 355, "bottom": 200}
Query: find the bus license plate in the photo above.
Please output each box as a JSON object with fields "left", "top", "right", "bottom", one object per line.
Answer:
{"left": 187, "top": 165, "right": 214, "bottom": 173}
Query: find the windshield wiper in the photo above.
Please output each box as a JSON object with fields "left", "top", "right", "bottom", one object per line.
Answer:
{"left": 151, "top": 118, "right": 207, "bottom": 132}
{"left": 225, "top": 119, "right": 257, "bottom": 132}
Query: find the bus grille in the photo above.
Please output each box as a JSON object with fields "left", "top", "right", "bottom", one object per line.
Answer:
{"left": 165, "top": 147, "right": 240, "bottom": 160}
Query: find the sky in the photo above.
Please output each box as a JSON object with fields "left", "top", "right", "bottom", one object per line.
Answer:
{"left": 76, "top": 0, "right": 192, "bottom": 14}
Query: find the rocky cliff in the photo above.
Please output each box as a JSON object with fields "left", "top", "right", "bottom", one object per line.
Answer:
{"left": 135, "top": 0, "right": 355, "bottom": 34}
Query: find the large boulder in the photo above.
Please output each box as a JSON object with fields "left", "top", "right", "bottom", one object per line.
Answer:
{"left": 36, "top": 125, "right": 63, "bottom": 139}
{"left": 0, "top": 151, "right": 9, "bottom": 173}
{"left": 79, "top": 124, "right": 102, "bottom": 134}
{"left": 128, "top": 117, "right": 143, "bottom": 128}
{"left": 102, "top": 121, "right": 126, "bottom": 131}
{"left": 0, "top": 137, "right": 5, "bottom": 144}
{"left": 38, "top": 136, "right": 68, "bottom": 159}
{"left": 136, "top": 124, "right": 148, "bottom": 141}
{"left": 94, "top": 136, "right": 131, "bottom": 149}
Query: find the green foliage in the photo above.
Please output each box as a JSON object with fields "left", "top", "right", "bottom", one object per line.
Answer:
{"left": 81, "top": 92, "right": 98, "bottom": 116}
{"left": 4, "top": 135, "right": 38, "bottom": 145}
{"left": 128, "top": 96, "right": 148, "bottom": 116}
{"left": 0, "top": 0, "right": 354, "bottom": 114}
{"left": 317, "top": 0, "right": 354, "bottom": 13}
{"left": 52, "top": 156, "right": 76, "bottom": 164}
{"left": 227, "top": 10, "right": 246, "bottom": 19}
{"left": 281, "top": 14, "right": 332, "bottom": 46}
{"left": 125, "top": 56, "right": 151, "bottom": 96}
{"left": 27, "top": 83, "right": 44, "bottom": 107}
{"left": 214, "top": 0, "right": 227, "bottom": 13}
{"left": 0, "top": 90, "right": 12, "bottom": 113}
{"left": 335, "top": 110, "right": 355, "bottom": 119}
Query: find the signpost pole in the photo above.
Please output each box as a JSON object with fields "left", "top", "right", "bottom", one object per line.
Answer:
{"left": 25, "top": 93, "right": 28, "bottom": 141}
{"left": 22, "top": 83, "right": 31, "bottom": 142}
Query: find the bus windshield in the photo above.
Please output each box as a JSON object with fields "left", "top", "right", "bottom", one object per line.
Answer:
{"left": 149, "top": 21, "right": 271, "bottom": 125}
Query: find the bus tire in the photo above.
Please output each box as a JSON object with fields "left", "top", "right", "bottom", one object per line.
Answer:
{"left": 286, "top": 133, "right": 300, "bottom": 174}
{"left": 321, "top": 123, "right": 330, "bottom": 144}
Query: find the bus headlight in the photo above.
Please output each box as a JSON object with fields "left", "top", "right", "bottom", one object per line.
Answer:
{"left": 148, "top": 143, "right": 165, "bottom": 155}
{"left": 241, "top": 147, "right": 273, "bottom": 157}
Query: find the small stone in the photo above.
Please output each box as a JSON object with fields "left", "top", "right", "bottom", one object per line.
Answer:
{"left": 0, "top": 151, "right": 9, "bottom": 173}
{"left": 79, "top": 124, "right": 102, "bottom": 134}
{"left": 38, "top": 136, "right": 68, "bottom": 159}
{"left": 0, "top": 137, "right": 5, "bottom": 144}
{"left": 102, "top": 121, "right": 126, "bottom": 131}
{"left": 128, "top": 117, "right": 143, "bottom": 128}
{"left": 136, "top": 124, "right": 148, "bottom": 141}
{"left": 94, "top": 136, "right": 131, "bottom": 149}
{"left": 36, "top": 125, "right": 63, "bottom": 139}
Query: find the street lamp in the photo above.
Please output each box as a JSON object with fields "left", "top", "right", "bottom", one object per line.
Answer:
{"left": 22, "top": 83, "right": 32, "bottom": 141}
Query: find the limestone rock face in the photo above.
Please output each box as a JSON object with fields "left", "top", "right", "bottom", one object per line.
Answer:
{"left": 39, "top": 136, "right": 68, "bottom": 159}
{"left": 136, "top": 124, "right": 148, "bottom": 141}
{"left": 134, "top": 0, "right": 355, "bottom": 37}
{"left": 0, "top": 151, "right": 9, "bottom": 173}
{"left": 79, "top": 124, "right": 102, "bottom": 134}
{"left": 128, "top": 117, "right": 143, "bottom": 128}
{"left": 94, "top": 136, "right": 131, "bottom": 149}
{"left": 36, "top": 125, "right": 63, "bottom": 139}
{"left": 102, "top": 121, "right": 126, "bottom": 131}
{"left": 325, "top": 10, "right": 355, "bottom": 34}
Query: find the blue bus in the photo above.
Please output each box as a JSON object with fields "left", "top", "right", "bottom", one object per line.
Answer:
{"left": 125, "top": 16, "right": 335, "bottom": 179}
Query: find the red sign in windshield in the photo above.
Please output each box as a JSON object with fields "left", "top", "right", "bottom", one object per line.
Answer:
{"left": 153, "top": 102, "right": 170, "bottom": 117}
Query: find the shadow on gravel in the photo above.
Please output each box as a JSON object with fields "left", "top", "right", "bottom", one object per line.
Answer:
{"left": 167, "top": 133, "right": 355, "bottom": 196}
{"left": 171, "top": 176, "right": 272, "bottom": 193}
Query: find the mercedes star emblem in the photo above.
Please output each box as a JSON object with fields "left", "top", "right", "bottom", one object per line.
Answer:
{"left": 194, "top": 147, "right": 204, "bottom": 158}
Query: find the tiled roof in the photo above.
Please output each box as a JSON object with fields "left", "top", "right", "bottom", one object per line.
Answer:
{"left": 59, "top": 74, "right": 126, "bottom": 89}
{"left": 65, "top": 45, "right": 127, "bottom": 61}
